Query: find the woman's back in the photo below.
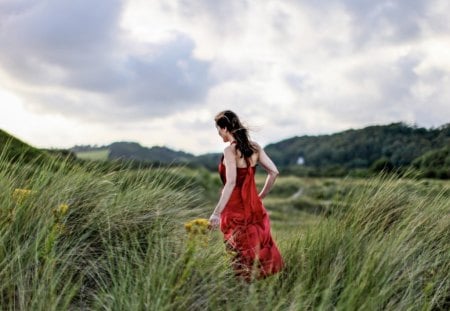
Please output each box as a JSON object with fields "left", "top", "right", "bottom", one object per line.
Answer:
{"left": 232, "top": 141, "right": 259, "bottom": 168}
{"left": 219, "top": 155, "right": 257, "bottom": 187}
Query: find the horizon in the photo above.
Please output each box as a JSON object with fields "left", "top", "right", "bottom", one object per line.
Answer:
{"left": 72, "top": 120, "right": 450, "bottom": 156}
{"left": 1, "top": 0, "right": 449, "bottom": 154}
{"left": 3, "top": 120, "right": 447, "bottom": 156}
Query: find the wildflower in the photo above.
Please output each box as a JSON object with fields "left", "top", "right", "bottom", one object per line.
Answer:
{"left": 185, "top": 218, "right": 210, "bottom": 235}
{"left": 53, "top": 203, "right": 69, "bottom": 218}
{"left": 12, "top": 188, "right": 33, "bottom": 204}
{"left": 185, "top": 218, "right": 210, "bottom": 246}
{"left": 53, "top": 223, "right": 67, "bottom": 235}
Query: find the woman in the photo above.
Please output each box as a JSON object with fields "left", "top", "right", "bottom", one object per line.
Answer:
{"left": 209, "top": 110, "right": 284, "bottom": 281}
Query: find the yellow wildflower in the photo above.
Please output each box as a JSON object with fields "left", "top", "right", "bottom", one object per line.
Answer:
{"left": 12, "top": 188, "right": 33, "bottom": 204}
{"left": 184, "top": 218, "right": 210, "bottom": 235}
{"left": 185, "top": 218, "right": 210, "bottom": 246}
{"left": 53, "top": 203, "right": 69, "bottom": 218}
{"left": 194, "top": 218, "right": 209, "bottom": 226}
{"left": 53, "top": 223, "right": 67, "bottom": 235}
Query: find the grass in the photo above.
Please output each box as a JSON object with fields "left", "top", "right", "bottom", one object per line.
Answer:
{"left": 0, "top": 145, "right": 449, "bottom": 310}
{"left": 75, "top": 149, "right": 110, "bottom": 161}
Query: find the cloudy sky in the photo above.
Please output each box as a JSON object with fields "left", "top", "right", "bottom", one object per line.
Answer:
{"left": 1, "top": 0, "right": 449, "bottom": 155}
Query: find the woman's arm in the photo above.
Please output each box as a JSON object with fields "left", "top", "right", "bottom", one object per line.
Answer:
{"left": 255, "top": 143, "right": 279, "bottom": 199}
{"left": 209, "top": 146, "right": 237, "bottom": 227}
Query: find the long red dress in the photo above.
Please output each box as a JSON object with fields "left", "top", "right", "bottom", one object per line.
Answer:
{"left": 219, "top": 154, "right": 284, "bottom": 281}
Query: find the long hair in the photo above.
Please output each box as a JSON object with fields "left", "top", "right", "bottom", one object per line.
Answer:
{"left": 214, "top": 110, "right": 256, "bottom": 158}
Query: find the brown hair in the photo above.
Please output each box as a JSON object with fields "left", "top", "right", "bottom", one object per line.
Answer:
{"left": 214, "top": 110, "right": 256, "bottom": 158}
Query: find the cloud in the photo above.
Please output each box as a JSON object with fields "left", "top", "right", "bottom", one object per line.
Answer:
{"left": 114, "top": 36, "right": 212, "bottom": 116}
{"left": 0, "top": 0, "right": 121, "bottom": 83}
{"left": 344, "top": 0, "right": 427, "bottom": 44}
{"left": 169, "top": 0, "right": 248, "bottom": 34}
{"left": 297, "top": 0, "right": 428, "bottom": 46}
{"left": 0, "top": 0, "right": 213, "bottom": 121}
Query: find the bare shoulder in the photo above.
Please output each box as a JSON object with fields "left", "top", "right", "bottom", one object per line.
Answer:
{"left": 223, "top": 145, "right": 237, "bottom": 156}
{"left": 250, "top": 141, "right": 262, "bottom": 151}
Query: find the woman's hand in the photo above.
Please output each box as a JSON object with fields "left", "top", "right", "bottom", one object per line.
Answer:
{"left": 208, "top": 214, "right": 220, "bottom": 230}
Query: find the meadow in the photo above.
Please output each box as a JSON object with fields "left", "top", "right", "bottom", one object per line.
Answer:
{"left": 74, "top": 149, "right": 110, "bottom": 161}
{"left": 0, "top": 149, "right": 449, "bottom": 310}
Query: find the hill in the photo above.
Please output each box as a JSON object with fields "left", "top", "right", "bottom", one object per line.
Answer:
{"left": 412, "top": 146, "right": 450, "bottom": 179}
{"left": 0, "top": 129, "right": 78, "bottom": 166}
{"left": 109, "top": 142, "right": 194, "bottom": 163}
{"left": 190, "top": 152, "right": 222, "bottom": 170}
{"left": 68, "top": 123, "right": 449, "bottom": 177}
{"left": 0, "top": 129, "right": 48, "bottom": 163}
{"left": 71, "top": 142, "right": 195, "bottom": 164}
{"left": 4, "top": 122, "right": 442, "bottom": 177}
{"left": 264, "top": 122, "right": 450, "bottom": 176}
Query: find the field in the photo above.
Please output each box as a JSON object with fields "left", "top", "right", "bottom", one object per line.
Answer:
{"left": 0, "top": 153, "right": 449, "bottom": 310}
{"left": 75, "top": 149, "right": 109, "bottom": 161}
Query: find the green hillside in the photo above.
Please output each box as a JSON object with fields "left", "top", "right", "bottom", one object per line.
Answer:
{"left": 0, "top": 129, "right": 79, "bottom": 167}
{"left": 265, "top": 123, "right": 450, "bottom": 176}
{"left": 189, "top": 152, "right": 221, "bottom": 170}
{"left": 71, "top": 142, "right": 194, "bottom": 164}
{"left": 66, "top": 122, "right": 450, "bottom": 178}
{"left": 412, "top": 146, "right": 450, "bottom": 179}
{"left": 0, "top": 129, "right": 48, "bottom": 163}
{"left": 108, "top": 142, "right": 194, "bottom": 163}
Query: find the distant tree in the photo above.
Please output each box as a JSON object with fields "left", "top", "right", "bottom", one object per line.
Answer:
{"left": 371, "top": 157, "right": 394, "bottom": 173}
{"left": 412, "top": 147, "right": 450, "bottom": 179}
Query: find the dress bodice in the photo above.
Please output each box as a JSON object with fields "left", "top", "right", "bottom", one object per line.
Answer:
{"left": 218, "top": 154, "right": 256, "bottom": 187}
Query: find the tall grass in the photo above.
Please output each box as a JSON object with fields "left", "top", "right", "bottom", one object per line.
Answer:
{"left": 0, "top": 146, "right": 448, "bottom": 310}
{"left": 282, "top": 174, "right": 450, "bottom": 310}
{"left": 0, "top": 150, "right": 203, "bottom": 309}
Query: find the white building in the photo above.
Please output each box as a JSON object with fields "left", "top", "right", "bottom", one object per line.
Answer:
{"left": 297, "top": 156, "right": 305, "bottom": 165}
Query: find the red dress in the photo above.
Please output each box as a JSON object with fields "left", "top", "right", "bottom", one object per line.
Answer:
{"left": 219, "top": 154, "right": 284, "bottom": 281}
